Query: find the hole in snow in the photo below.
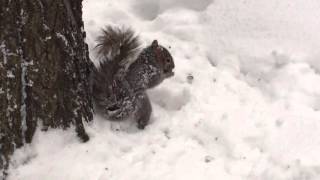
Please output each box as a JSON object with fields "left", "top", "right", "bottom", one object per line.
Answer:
{"left": 131, "top": 0, "right": 160, "bottom": 21}
{"left": 149, "top": 88, "right": 191, "bottom": 111}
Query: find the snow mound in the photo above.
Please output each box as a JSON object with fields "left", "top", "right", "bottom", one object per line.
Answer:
{"left": 8, "top": 0, "right": 320, "bottom": 179}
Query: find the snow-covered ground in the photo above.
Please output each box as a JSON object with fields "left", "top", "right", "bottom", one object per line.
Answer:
{"left": 8, "top": 0, "right": 320, "bottom": 179}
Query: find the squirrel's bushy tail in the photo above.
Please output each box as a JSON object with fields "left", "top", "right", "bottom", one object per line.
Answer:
{"left": 92, "top": 26, "right": 141, "bottom": 111}
{"left": 96, "top": 25, "right": 141, "bottom": 64}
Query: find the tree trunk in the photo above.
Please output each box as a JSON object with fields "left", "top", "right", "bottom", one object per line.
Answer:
{"left": 0, "top": 0, "right": 93, "bottom": 178}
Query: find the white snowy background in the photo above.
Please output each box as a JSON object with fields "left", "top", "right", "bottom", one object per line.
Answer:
{"left": 8, "top": 0, "right": 320, "bottom": 179}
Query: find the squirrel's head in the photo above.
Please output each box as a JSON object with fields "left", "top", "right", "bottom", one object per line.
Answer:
{"left": 150, "top": 40, "right": 175, "bottom": 78}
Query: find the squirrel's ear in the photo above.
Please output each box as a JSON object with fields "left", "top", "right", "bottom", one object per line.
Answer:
{"left": 151, "top": 40, "right": 158, "bottom": 48}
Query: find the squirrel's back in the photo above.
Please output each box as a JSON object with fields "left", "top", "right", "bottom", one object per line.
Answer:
{"left": 92, "top": 26, "right": 141, "bottom": 105}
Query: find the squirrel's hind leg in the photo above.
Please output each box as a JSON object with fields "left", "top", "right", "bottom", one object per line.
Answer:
{"left": 134, "top": 92, "right": 152, "bottom": 129}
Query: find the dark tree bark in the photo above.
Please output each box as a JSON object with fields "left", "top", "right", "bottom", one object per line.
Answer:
{"left": 0, "top": 0, "right": 93, "bottom": 178}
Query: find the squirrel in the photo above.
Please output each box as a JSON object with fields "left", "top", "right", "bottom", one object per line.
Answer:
{"left": 91, "top": 26, "right": 175, "bottom": 129}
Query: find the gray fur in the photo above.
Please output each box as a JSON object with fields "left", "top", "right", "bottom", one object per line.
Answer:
{"left": 92, "top": 26, "right": 175, "bottom": 129}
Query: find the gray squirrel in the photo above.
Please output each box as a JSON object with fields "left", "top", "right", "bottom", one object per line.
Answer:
{"left": 91, "top": 26, "right": 175, "bottom": 129}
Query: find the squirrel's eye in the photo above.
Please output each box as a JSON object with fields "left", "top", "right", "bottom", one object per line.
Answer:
{"left": 166, "top": 58, "right": 171, "bottom": 63}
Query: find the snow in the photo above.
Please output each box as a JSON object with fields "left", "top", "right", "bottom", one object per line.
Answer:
{"left": 8, "top": 0, "right": 320, "bottom": 179}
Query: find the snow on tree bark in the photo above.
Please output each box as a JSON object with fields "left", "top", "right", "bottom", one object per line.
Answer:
{"left": 0, "top": 0, "right": 93, "bottom": 179}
